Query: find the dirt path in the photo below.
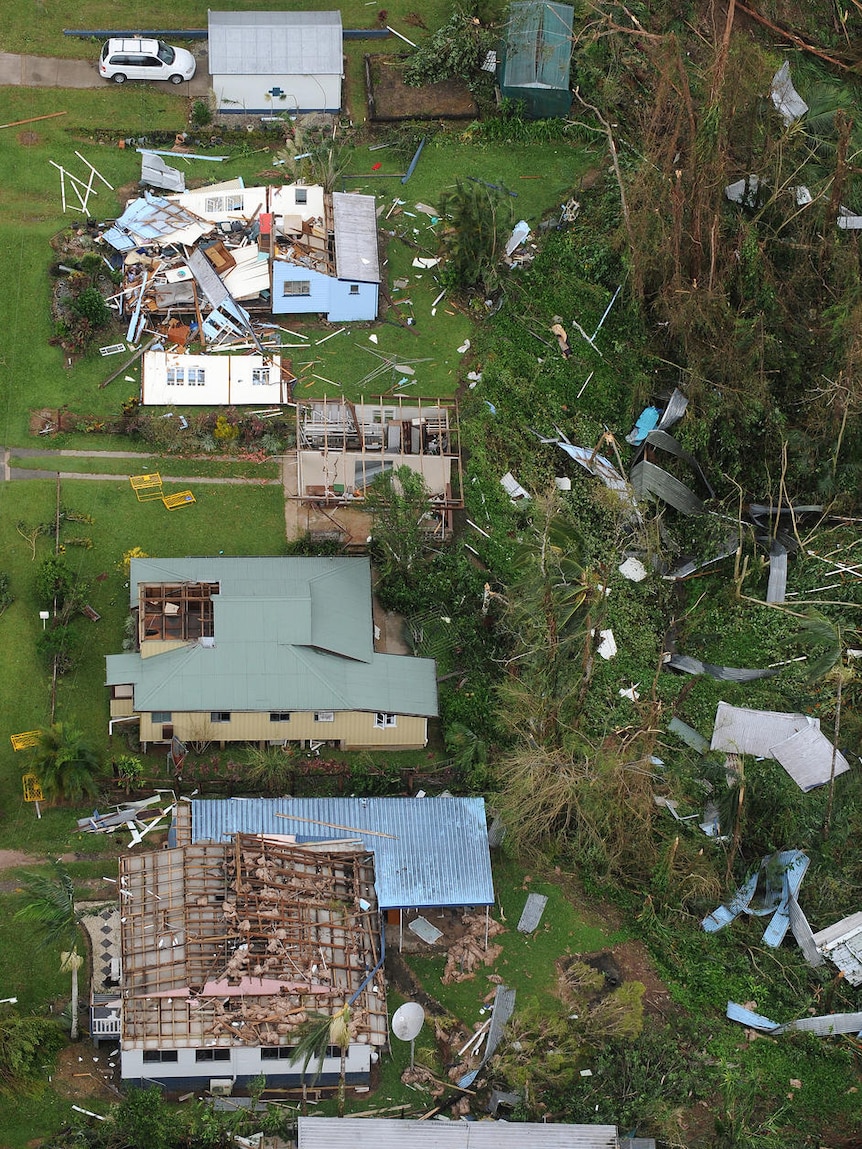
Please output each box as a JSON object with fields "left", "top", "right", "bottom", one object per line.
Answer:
{"left": 1, "top": 446, "right": 281, "bottom": 485}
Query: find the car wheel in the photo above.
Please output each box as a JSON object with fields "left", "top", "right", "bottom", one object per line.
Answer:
{"left": 112, "top": 73, "right": 127, "bottom": 84}
{"left": 169, "top": 73, "right": 184, "bottom": 85}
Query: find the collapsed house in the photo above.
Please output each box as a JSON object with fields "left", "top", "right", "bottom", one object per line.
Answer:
{"left": 105, "top": 556, "right": 438, "bottom": 751}
{"left": 99, "top": 181, "right": 380, "bottom": 348}
{"left": 172, "top": 796, "right": 496, "bottom": 946}
{"left": 295, "top": 395, "right": 463, "bottom": 531}
{"left": 103, "top": 833, "right": 387, "bottom": 1091}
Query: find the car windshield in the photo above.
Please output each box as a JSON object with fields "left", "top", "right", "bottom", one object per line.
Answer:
{"left": 156, "top": 42, "right": 175, "bottom": 65}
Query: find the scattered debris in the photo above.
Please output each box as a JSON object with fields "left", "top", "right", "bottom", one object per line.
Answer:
{"left": 665, "top": 653, "right": 778, "bottom": 682}
{"left": 442, "top": 912, "right": 504, "bottom": 984}
{"left": 140, "top": 151, "right": 186, "bottom": 193}
{"left": 408, "top": 916, "right": 443, "bottom": 945}
{"left": 549, "top": 322, "right": 572, "bottom": 358}
{"left": 457, "top": 339, "right": 471, "bottom": 354}
{"left": 500, "top": 471, "right": 531, "bottom": 503}
{"left": 505, "top": 220, "right": 532, "bottom": 257}
{"left": 667, "top": 716, "right": 709, "bottom": 753}
{"left": 725, "top": 174, "right": 763, "bottom": 208}
{"left": 702, "top": 851, "right": 809, "bottom": 947}
{"left": 626, "top": 406, "right": 660, "bottom": 446}
{"left": 618, "top": 557, "right": 647, "bottom": 582}
{"left": 727, "top": 1001, "right": 862, "bottom": 1037}
{"left": 710, "top": 702, "right": 850, "bottom": 791}
{"left": 770, "top": 61, "right": 809, "bottom": 126}
{"left": 811, "top": 911, "right": 862, "bottom": 985}
{"left": 413, "top": 256, "right": 439, "bottom": 269}
{"left": 619, "top": 684, "right": 640, "bottom": 702}
{"left": 595, "top": 629, "right": 617, "bottom": 660}
{"left": 517, "top": 893, "right": 548, "bottom": 933}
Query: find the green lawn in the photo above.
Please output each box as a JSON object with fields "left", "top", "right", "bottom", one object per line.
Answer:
{"left": 407, "top": 855, "right": 616, "bottom": 1028}
{"left": 0, "top": 477, "right": 287, "bottom": 852}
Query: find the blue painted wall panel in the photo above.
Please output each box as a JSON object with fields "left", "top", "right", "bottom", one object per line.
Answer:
{"left": 272, "top": 264, "right": 332, "bottom": 315}
{"left": 327, "top": 281, "right": 378, "bottom": 322}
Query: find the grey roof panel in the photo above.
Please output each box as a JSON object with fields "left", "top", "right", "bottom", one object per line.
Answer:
{"left": 299, "top": 1118, "right": 618, "bottom": 1148}
{"left": 332, "top": 192, "right": 381, "bottom": 283}
{"left": 208, "top": 10, "right": 343, "bottom": 75}
{"left": 190, "top": 796, "right": 495, "bottom": 910}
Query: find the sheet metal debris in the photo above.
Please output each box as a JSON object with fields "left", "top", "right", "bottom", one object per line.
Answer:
{"left": 140, "top": 151, "right": 186, "bottom": 193}
{"left": 517, "top": 893, "right": 548, "bottom": 933}
{"left": 665, "top": 653, "right": 777, "bottom": 682}
{"left": 500, "top": 471, "right": 531, "bottom": 503}
{"left": 812, "top": 911, "right": 862, "bottom": 986}
{"left": 668, "top": 716, "right": 709, "bottom": 753}
{"left": 504, "top": 220, "right": 532, "bottom": 257}
{"left": 408, "top": 916, "right": 443, "bottom": 945}
{"left": 725, "top": 174, "right": 762, "bottom": 208}
{"left": 702, "top": 850, "right": 809, "bottom": 945}
{"left": 618, "top": 557, "right": 647, "bottom": 582}
{"left": 727, "top": 1001, "right": 862, "bottom": 1037}
{"left": 770, "top": 61, "right": 809, "bottom": 125}
{"left": 711, "top": 701, "right": 850, "bottom": 791}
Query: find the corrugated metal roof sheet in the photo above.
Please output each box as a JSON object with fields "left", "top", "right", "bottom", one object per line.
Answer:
{"left": 711, "top": 702, "right": 850, "bottom": 791}
{"left": 190, "top": 797, "right": 495, "bottom": 910}
{"left": 502, "top": 2, "right": 575, "bottom": 90}
{"left": 208, "top": 10, "right": 343, "bottom": 76}
{"left": 106, "top": 558, "right": 436, "bottom": 716}
{"left": 333, "top": 193, "right": 381, "bottom": 283}
{"left": 813, "top": 911, "right": 862, "bottom": 986}
{"left": 102, "top": 192, "right": 212, "bottom": 251}
{"left": 298, "top": 1118, "right": 618, "bottom": 1148}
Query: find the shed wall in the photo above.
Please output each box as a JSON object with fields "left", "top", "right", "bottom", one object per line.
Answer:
{"left": 213, "top": 74, "right": 342, "bottom": 114}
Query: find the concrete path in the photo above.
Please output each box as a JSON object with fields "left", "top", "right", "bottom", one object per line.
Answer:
{"left": 2, "top": 446, "right": 279, "bottom": 485}
{"left": 0, "top": 49, "right": 209, "bottom": 95}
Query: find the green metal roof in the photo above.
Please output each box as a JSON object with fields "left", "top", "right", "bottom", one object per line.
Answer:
{"left": 106, "top": 557, "right": 437, "bottom": 717}
{"left": 501, "top": 1, "right": 574, "bottom": 91}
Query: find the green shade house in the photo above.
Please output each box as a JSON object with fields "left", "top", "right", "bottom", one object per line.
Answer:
{"left": 498, "top": 1, "right": 575, "bottom": 119}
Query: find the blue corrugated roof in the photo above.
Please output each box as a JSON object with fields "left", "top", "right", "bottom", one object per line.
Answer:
{"left": 189, "top": 797, "right": 495, "bottom": 910}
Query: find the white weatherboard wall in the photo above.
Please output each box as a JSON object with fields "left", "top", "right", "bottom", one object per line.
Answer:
{"left": 141, "top": 352, "right": 285, "bottom": 406}
{"left": 121, "top": 1043, "right": 371, "bottom": 1087}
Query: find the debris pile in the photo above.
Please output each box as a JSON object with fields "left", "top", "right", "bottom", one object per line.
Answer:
{"left": 441, "top": 912, "right": 505, "bottom": 984}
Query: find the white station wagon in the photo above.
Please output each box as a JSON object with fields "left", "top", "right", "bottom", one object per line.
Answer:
{"left": 98, "top": 38, "right": 196, "bottom": 85}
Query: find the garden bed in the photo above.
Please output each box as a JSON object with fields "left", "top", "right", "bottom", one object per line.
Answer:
{"left": 366, "top": 54, "right": 477, "bottom": 120}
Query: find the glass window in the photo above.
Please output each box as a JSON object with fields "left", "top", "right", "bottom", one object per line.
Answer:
{"left": 187, "top": 367, "right": 205, "bottom": 385}
{"left": 374, "top": 713, "right": 397, "bottom": 728}
{"left": 314, "top": 711, "right": 335, "bottom": 723}
{"left": 295, "top": 188, "right": 308, "bottom": 204}
{"left": 157, "top": 42, "right": 175, "bottom": 64}
{"left": 142, "top": 1050, "right": 178, "bottom": 1063}
{"left": 270, "top": 712, "right": 291, "bottom": 722}
{"left": 252, "top": 368, "right": 270, "bottom": 385}
{"left": 166, "top": 367, "right": 183, "bottom": 385}
{"left": 195, "top": 1049, "right": 230, "bottom": 1062}
{"left": 226, "top": 195, "right": 244, "bottom": 211}
{"left": 210, "top": 711, "right": 231, "bottom": 723}
{"left": 349, "top": 284, "right": 360, "bottom": 295}
{"left": 283, "top": 280, "right": 311, "bottom": 297}
{"left": 152, "top": 711, "right": 172, "bottom": 723}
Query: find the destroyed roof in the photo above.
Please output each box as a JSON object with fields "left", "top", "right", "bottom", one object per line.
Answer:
{"left": 502, "top": 2, "right": 575, "bottom": 90}
{"left": 182, "top": 796, "right": 495, "bottom": 910}
{"left": 120, "top": 836, "right": 387, "bottom": 1050}
{"left": 207, "top": 9, "right": 344, "bottom": 75}
{"left": 298, "top": 1118, "right": 619, "bottom": 1148}
{"left": 105, "top": 557, "right": 438, "bottom": 719}
{"left": 332, "top": 192, "right": 381, "bottom": 283}
{"left": 102, "top": 192, "right": 212, "bottom": 252}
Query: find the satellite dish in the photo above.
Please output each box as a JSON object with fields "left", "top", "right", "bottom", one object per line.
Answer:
{"left": 392, "top": 1002, "right": 425, "bottom": 1042}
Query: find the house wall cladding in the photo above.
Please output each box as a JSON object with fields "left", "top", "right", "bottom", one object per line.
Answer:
{"left": 272, "top": 264, "right": 378, "bottom": 322}
{"left": 139, "top": 709, "right": 428, "bottom": 749}
{"left": 121, "top": 1042, "right": 371, "bottom": 1090}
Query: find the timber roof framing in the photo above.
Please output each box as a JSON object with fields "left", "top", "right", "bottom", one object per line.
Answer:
{"left": 119, "top": 834, "right": 386, "bottom": 1051}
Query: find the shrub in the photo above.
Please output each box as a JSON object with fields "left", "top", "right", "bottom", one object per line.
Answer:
{"left": 72, "top": 286, "right": 111, "bottom": 328}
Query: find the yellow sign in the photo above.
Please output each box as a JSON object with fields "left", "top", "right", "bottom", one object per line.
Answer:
{"left": 22, "top": 774, "right": 43, "bottom": 803}
{"left": 10, "top": 730, "right": 40, "bottom": 751}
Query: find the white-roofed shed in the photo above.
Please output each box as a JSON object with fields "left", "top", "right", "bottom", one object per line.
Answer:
{"left": 207, "top": 10, "right": 343, "bottom": 115}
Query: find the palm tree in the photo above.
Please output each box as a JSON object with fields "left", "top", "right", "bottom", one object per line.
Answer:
{"left": 31, "top": 723, "right": 102, "bottom": 804}
{"left": 14, "top": 860, "right": 85, "bottom": 1040}
{"left": 293, "top": 1004, "right": 351, "bottom": 1116}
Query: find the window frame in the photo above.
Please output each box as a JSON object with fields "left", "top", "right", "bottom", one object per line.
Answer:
{"left": 282, "top": 280, "right": 311, "bottom": 298}
{"left": 374, "top": 712, "right": 397, "bottom": 729}
{"left": 210, "top": 711, "right": 231, "bottom": 724}
{"left": 269, "top": 712, "right": 291, "bottom": 722}
{"left": 152, "top": 711, "right": 172, "bottom": 723}
{"left": 314, "top": 711, "right": 335, "bottom": 723}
